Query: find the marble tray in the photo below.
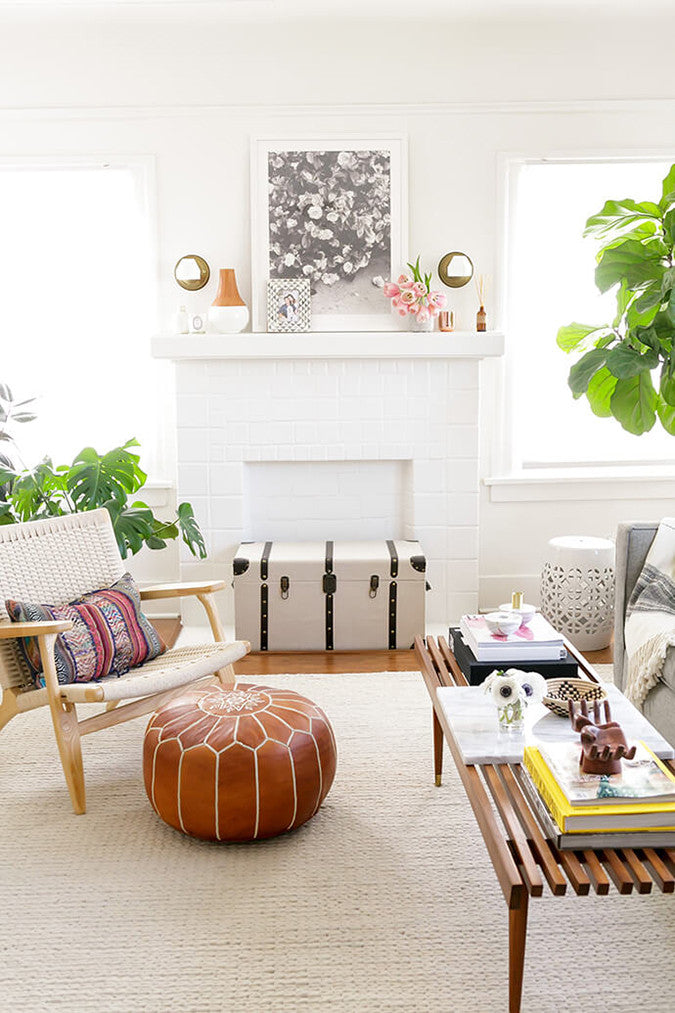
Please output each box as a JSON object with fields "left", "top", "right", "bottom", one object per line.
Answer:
{"left": 436, "top": 681, "right": 675, "bottom": 765}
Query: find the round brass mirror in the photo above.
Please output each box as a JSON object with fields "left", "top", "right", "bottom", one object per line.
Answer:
{"left": 174, "top": 254, "right": 210, "bottom": 291}
{"left": 438, "top": 251, "right": 474, "bottom": 289}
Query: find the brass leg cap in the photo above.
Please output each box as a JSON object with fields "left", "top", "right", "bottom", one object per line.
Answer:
{"left": 435, "top": 774, "right": 442, "bottom": 787}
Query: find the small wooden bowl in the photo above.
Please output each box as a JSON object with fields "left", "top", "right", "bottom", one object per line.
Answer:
{"left": 542, "top": 677, "right": 607, "bottom": 718}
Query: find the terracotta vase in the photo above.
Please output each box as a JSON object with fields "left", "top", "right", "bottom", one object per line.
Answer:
{"left": 208, "top": 268, "right": 249, "bottom": 333}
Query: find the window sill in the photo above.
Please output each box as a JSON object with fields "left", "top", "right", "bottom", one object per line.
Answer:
{"left": 484, "top": 466, "right": 675, "bottom": 502}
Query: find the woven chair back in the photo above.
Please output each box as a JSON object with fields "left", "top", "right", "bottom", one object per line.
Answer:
{"left": 0, "top": 509, "right": 125, "bottom": 690}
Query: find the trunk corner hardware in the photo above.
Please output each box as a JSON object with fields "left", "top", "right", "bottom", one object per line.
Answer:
{"left": 280, "top": 575, "right": 290, "bottom": 599}
{"left": 369, "top": 574, "right": 379, "bottom": 598}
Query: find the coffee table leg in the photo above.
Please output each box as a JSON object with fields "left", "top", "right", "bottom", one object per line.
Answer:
{"left": 433, "top": 709, "right": 443, "bottom": 786}
{"left": 508, "top": 889, "right": 529, "bottom": 1013}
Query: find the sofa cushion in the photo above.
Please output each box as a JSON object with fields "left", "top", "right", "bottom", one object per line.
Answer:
{"left": 6, "top": 572, "right": 165, "bottom": 688}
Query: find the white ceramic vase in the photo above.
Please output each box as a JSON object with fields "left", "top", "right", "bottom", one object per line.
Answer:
{"left": 208, "top": 305, "right": 249, "bottom": 334}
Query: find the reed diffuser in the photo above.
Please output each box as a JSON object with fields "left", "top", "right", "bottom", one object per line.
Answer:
{"left": 475, "top": 274, "right": 488, "bottom": 332}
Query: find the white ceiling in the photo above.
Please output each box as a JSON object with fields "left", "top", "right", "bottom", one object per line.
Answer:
{"left": 1, "top": 0, "right": 673, "bottom": 12}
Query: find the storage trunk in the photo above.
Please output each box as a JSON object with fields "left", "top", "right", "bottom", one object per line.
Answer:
{"left": 233, "top": 540, "right": 426, "bottom": 651}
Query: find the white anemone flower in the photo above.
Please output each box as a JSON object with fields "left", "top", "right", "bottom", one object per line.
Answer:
{"left": 482, "top": 669, "right": 504, "bottom": 694}
{"left": 490, "top": 674, "right": 525, "bottom": 707}
{"left": 508, "top": 669, "right": 547, "bottom": 705}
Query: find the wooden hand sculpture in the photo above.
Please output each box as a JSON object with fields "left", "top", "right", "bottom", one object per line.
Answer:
{"left": 568, "top": 698, "right": 637, "bottom": 775}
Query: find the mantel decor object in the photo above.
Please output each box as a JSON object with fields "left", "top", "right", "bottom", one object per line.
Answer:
{"left": 475, "top": 273, "right": 488, "bottom": 332}
{"left": 482, "top": 668, "right": 546, "bottom": 735}
{"left": 383, "top": 255, "right": 446, "bottom": 332}
{"left": 208, "top": 268, "right": 249, "bottom": 334}
{"left": 174, "top": 254, "right": 210, "bottom": 291}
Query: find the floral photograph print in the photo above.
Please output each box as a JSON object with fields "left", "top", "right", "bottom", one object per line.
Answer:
{"left": 251, "top": 137, "right": 407, "bottom": 331}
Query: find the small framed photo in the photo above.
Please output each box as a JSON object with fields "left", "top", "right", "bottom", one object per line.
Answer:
{"left": 266, "top": 278, "right": 311, "bottom": 332}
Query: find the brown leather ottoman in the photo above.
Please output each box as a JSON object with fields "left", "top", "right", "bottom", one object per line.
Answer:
{"left": 143, "top": 682, "right": 337, "bottom": 841}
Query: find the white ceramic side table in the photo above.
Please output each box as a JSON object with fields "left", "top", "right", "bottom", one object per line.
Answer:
{"left": 539, "top": 535, "right": 615, "bottom": 651}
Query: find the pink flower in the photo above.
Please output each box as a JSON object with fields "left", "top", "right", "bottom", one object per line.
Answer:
{"left": 398, "top": 274, "right": 412, "bottom": 286}
{"left": 391, "top": 295, "right": 403, "bottom": 309}
{"left": 396, "top": 305, "right": 409, "bottom": 317}
{"left": 412, "top": 282, "right": 427, "bottom": 298}
{"left": 430, "top": 291, "right": 446, "bottom": 308}
{"left": 383, "top": 282, "right": 400, "bottom": 298}
{"left": 400, "top": 289, "right": 416, "bottom": 304}
{"left": 408, "top": 301, "right": 419, "bottom": 315}
{"left": 417, "top": 306, "right": 430, "bottom": 323}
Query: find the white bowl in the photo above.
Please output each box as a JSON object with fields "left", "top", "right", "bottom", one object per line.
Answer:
{"left": 499, "top": 602, "right": 537, "bottom": 626}
{"left": 484, "top": 611, "right": 521, "bottom": 636}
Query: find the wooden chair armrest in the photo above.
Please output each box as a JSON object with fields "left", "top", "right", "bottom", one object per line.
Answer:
{"left": 140, "top": 580, "right": 226, "bottom": 601}
{"left": 0, "top": 619, "right": 73, "bottom": 639}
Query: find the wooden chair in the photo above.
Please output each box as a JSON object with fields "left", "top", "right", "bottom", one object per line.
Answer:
{"left": 0, "top": 508, "right": 250, "bottom": 814}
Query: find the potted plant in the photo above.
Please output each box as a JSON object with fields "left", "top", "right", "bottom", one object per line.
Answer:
{"left": 0, "top": 421, "right": 206, "bottom": 561}
{"left": 557, "top": 163, "right": 675, "bottom": 435}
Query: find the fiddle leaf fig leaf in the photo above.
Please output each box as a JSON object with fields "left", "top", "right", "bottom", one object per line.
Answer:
{"left": 661, "top": 165, "right": 675, "bottom": 209}
{"left": 595, "top": 239, "right": 667, "bottom": 294}
{"left": 657, "top": 396, "right": 675, "bottom": 435}
{"left": 610, "top": 373, "right": 657, "bottom": 434}
{"left": 605, "top": 343, "right": 659, "bottom": 379}
{"left": 584, "top": 199, "right": 661, "bottom": 241}
{"left": 556, "top": 322, "right": 609, "bottom": 353}
{"left": 586, "top": 367, "right": 617, "bottom": 418}
{"left": 568, "top": 349, "right": 608, "bottom": 397}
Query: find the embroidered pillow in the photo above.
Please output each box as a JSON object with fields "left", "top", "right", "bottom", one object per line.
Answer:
{"left": 6, "top": 572, "right": 166, "bottom": 688}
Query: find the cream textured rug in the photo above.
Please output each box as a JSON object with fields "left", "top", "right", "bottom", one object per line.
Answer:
{"left": 2, "top": 670, "right": 674, "bottom": 1013}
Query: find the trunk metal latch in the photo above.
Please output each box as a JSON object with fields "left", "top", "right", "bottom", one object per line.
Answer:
{"left": 280, "top": 576, "right": 290, "bottom": 599}
{"left": 323, "top": 573, "right": 337, "bottom": 594}
{"left": 369, "top": 574, "right": 379, "bottom": 598}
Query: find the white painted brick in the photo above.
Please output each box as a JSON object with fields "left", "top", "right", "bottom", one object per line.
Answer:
{"left": 177, "top": 395, "right": 209, "bottom": 428}
{"left": 446, "top": 591, "right": 479, "bottom": 625}
{"left": 176, "top": 362, "right": 207, "bottom": 394}
{"left": 447, "top": 559, "right": 479, "bottom": 591}
{"left": 177, "top": 428, "right": 209, "bottom": 463}
{"left": 210, "top": 463, "right": 243, "bottom": 496}
{"left": 448, "top": 425, "right": 479, "bottom": 458}
{"left": 447, "top": 389, "right": 479, "bottom": 425}
{"left": 447, "top": 526, "right": 479, "bottom": 560}
{"left": 210, "top": 496, "right": 243, "bottom": 529}
{"left": 446, "top": 360, "right": 479, "bottom": 389}
{"left": 448, "top": 492, "right": 479, "bottom": 526}
{"left": 177, "top": 464, "right": 209, "bottom": 498}
{"left": 445, "top": 458, "right": 479, "bottom": 492}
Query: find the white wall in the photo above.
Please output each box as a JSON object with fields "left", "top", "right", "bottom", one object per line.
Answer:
{"left": 2, "top": 8, "right": 675, "bottom": 615}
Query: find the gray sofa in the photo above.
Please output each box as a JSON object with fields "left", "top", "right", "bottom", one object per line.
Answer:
{"left": 615, "top": 522, "right": 675, "bottom": 747}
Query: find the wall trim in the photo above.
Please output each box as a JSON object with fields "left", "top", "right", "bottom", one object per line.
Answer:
{"left": 3, "top": 98, "right": 675, "bottom": 122}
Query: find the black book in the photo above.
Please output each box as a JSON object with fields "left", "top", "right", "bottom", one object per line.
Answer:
{"left": 448, "top": 627, "right": 578, "bottom": 686}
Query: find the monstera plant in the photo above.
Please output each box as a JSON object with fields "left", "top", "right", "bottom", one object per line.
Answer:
{"left": 0, "top": 423, "right": 206, "bottom": 561}
{"left": 557, "top": 164, "right": 675, "bottom": 436}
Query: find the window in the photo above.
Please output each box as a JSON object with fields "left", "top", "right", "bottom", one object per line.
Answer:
{"left": 0, "top": 161, "right": 156, "bottom": 470}
{"left": 508, "top": 158, "right": 675, "bottom": 470}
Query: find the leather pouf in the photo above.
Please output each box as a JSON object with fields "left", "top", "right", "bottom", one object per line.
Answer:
{"left": 143, "top": 683, "right": 337, "bottom": 841}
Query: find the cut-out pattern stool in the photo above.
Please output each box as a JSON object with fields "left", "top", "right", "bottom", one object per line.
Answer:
{"left": 143, "top": 683, "right": 337, "bottom": 841}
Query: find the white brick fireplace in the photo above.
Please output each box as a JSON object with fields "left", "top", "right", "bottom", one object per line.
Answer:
{"left": 153, "top": 331, "right": 504, "bottom": 632}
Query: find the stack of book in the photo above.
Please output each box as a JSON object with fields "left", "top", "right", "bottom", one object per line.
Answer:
{"left": 450, "top": 613, "right": 577, "bottom": 685}
{"left": 522, "top": 740, "right": 675, "bottom": 850}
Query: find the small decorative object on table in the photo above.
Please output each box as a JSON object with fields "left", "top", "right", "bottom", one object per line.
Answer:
{"left": 267, "top": 278, "right": 311, "bottom": 332}
{"left": 569, "top": 697, "right": 636, "bottom": 775}
{"left": 189, "top": 312, "right": 206, "bottom": 334}
{"left": 499, "top": 590, "right": 537, "bottom": 626}
{"left": 208, "top": 267, "right": 249, "bottom": 333}
{"left": 483, "top": 668, "right": 546, "bottom": 734}
{"left": 475, "top": 273, "right": 488, "bottom": 331}
{"left": 542, "top": 676, "right": 607, "bottom": 718}
{"left": 439, "top": 310, "right": 454, "bottom": 332}
{"left": 175, "top": 305, "right": 189, "bottom": 334}
{"left": 383, "top": 256, "right": 446, "bottom": 331}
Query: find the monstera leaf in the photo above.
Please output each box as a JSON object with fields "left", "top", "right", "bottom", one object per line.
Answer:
{"left": 67, "top": 439, "right": 146, "bottom": 509}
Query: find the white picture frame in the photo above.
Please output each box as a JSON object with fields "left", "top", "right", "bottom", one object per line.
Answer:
{"left": 251, "top": 136, "right": 408, "bottom": 332}
{"left": 267, "top": 278, "right": 311, "bottom": 332}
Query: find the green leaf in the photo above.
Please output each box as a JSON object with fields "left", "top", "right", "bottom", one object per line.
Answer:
{"left": 657, "top": 396, "right": 675, "bottom": 435}
{"left": 584, "top": 198, "right": 661, "bottom": 242}
{"left": 605, "top": 343, "right": 659, "bottom": 378}
{"left": 105, "top": 502, "right": 154, "bottom": 558}
{"left": 610, "top": 373, "right": 657, "bottom": 434}
{"left": 568, "top": 349, "right": 608, "bottom": 397}
{"left": 556, "top": 322, "right": 609, "bottom": 353}
{"left": 660, "top": 366, "right": 675, "bottom": 406}
{"left": 586, "top": 367, "right": 617, "bottom": 418}
{"left": 0, "top": 502, "right": 16, "bottom": 525}
{"left": 661, "top": 164, "right": 675, "bottom": 209}
{"left": 67, "top": 441, "right": 145, "bottom": 510}
{"left": 595, "top": 239, "right": 666, "bottom": 294}
{"left": 177, "top": 502, "right": 207, "bottom": 560}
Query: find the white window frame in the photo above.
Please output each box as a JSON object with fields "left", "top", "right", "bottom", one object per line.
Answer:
{"left": 486, "top": 149, "right": 675, "bottom": 503}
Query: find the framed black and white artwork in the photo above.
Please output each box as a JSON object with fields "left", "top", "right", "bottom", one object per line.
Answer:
{"left": 251, "top": 137, "right": 408, "bottom": 332}
{"left": 266, "top": 278, "right": 311, "bottom": 332}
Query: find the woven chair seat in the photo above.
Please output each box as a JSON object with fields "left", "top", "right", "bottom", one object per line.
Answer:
{"left": 61, "top": 641, "right": 249, "bottom": 703}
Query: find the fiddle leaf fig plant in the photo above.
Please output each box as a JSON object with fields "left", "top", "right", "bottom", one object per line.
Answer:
{"left": 0, "top": 438, "right": 207, "bottom": 561}
{"left": 557, "top": 164, "right": 675, "bottom": 435}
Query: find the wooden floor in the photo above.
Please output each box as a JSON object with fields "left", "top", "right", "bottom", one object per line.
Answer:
{"left": 152, "top": 618, "right": 612, "bottom": 675}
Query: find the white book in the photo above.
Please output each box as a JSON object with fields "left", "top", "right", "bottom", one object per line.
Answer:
{"left": 460, "top": 613, "right": 565, "bottom": 662}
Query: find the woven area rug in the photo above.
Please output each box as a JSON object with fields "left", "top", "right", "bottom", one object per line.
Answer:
{"left": 2, "top": 670, "right": 673, "bottom": 1012}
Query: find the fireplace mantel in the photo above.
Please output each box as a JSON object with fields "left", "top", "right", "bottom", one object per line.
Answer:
{"left": 152, "top": 330, "right": 504, "bottom": 361}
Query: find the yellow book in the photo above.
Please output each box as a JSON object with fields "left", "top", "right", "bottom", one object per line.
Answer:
{"left": 523, "top": 745, "right": 675, "bottom": 833}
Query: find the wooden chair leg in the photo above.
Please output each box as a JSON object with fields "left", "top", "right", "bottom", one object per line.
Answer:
{"left": 433, "top": 708, "right": 444, "bottom": 786}
{"left": 508, "top": 889, "right": 529, "bottom": 1013}
{"left": 197, "top": 591, "right": 237, "bottom": 686}
{"left": 38, "top": 633, "right": 86, "bottom": 815}
{"left": 0, "top": 687, "right": 20, "bottom": 733}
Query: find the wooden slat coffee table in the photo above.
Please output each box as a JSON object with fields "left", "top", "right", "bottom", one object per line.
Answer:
{"left": 414, "top": 635, "right": 675, "bottom": 1013}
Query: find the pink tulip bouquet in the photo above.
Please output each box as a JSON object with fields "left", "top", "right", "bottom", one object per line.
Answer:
{"left": 383, "top": 256, "right": 446, "bottom": 327}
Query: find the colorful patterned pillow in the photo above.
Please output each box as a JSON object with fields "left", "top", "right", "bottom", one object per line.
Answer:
{"left": 6, "top": 572, "right": 166, "bottom": 688}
